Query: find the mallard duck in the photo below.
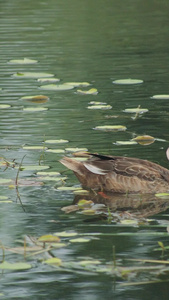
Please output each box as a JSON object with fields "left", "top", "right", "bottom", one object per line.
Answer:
{"left": 60, "top": 150, "right": 169, "bottom": 194}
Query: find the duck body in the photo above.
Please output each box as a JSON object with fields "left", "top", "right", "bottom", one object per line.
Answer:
{"left": 60, "top": 153, "right": 169, "bottom": 194}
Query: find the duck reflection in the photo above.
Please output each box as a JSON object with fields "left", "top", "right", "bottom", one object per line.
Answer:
{"left": 61, "top": 191, "right": 169, "bottom": 221}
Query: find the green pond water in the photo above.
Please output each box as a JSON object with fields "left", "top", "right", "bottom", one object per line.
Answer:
{"left": 0, "top": 0, "right": 169, "bottom": 299}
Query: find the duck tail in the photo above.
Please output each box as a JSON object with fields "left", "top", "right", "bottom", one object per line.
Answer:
{"left": 60, "top": 157, "right": 83, "bottom": 175}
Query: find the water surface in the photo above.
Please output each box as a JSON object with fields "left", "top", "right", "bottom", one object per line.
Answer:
{"left": 0, "top": 0, "right": 169, "bottom": 299}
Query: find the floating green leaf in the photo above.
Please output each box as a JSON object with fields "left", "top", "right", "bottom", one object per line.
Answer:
{"left": 0, "top": 196, "right": 8, "bottom": 200}
{"left": 21, "top": 165, "right": 49, "bottom": 171}
{"left": 20, "top": 95, "right": 49, "bottom": 103}
{"left": 23, "top": 107, "right": 48, "bottom": 112}
{"left": 57, "top": 186, "right": 81, "bottom": 191}
{"left": 0, "top": 179, "right": 12, "bottom": 184}
{"left": 0, "top": 261, "right": 32, "bottom": 270}
{"left": 78, "top": 260, "right": 101, "bottom": 266}
{"left": 45, "top": 139, "right": 69, "bottom": 144}
{"left": 0, "top": 196, "right": 12, "bottom": 203}
{"left": 87, "top": 105, "right": 112, "bottom": 110}
{"left": 8, "top": 58, "right": 38, "bottom": 64}
{"left": 12, "top": 72, "right": 54, "bottom": 78}
{"left": 89, "top": 101, "right": 107, "bottom": 105}
{"left": 22, "top": 146, "right": 47, "bottom": 150}
{"left": 65, "top": 82, "right": 91, "bottom": 87}
{"left": 132, "top": 135, "right": 155, "bottom": 145}
{"left": 43, "top": 257, "right": 62, "bottom": 266}
{"left": 69, "top": 238, "right": 91, "bottom": 243}
{"left": 112, "top": 79, "right": 143, "bottom": 85}
{"left": 73, "top": 189, "right": 89, "bottom": 195}
{"left": 114, "top": 140, "right": 137, "bottom": 145}
{"left": 76, "top": 88, "right": 98, "bottom": 95}
{"left": 46, "top": 149, "right": 65, "bottom": 153}
{"left": 36, "top": 171, "right": 60, "bottom": 176}
{"left": 37, "top": 78, "right": 60, "bottom": 83}
{"left": 120, "top": 219, "right": 138, "bottom": 225}
{"left": 123, "top": 108, "right": 148, "bottom": 113}
{"left": 80, "top": 209, "right": 96, "bottom": 215}
{"left": 0, "top": 200, "right": 13, "bottom": 203}
{"left": 54, "top": 231, "right": 78, "bottom": 237}
{"left": 151, "top": 95, "right": 169, "bottom": 100}
{"left": 38, "top": 234, "right": 60, "bottom": 243}
{"left": 40, "top": 84, "right": 74, "bottom": 91}
{"left": 0, "top": 104, "right": 11, "bottom": 109}
{"left": 77, "top": 199, "right": 93, "bottom": 209}
{"left": 65, "top": 147, "right": 88, "bottom": 152}
{"left": 38, "top": 176, "right": 67, "bottom": 182}
{"left": 94, "top": 125, "right": 127, "bottom": 131}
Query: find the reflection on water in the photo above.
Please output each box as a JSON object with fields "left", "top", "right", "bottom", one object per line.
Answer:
{"left": 1, "top": 0, "right": 169, "bottom": 299}
{"left": 62, "top": 191, "right": 169, "bottom": 220}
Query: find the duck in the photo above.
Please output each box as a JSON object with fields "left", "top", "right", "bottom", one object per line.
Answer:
{"left": 60, "top": 149, "right": 169, "bottom": 194}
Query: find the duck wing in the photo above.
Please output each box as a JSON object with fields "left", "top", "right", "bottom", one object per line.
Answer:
{"left": 84, "top": 153, "right": 169, "bottom": 182}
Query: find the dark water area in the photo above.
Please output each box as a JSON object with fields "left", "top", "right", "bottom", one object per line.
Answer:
{"left": 0, "top": 0, "right": 169, "bottom": 299}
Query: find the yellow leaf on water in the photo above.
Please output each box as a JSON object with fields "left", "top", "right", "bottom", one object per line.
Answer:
{"left": 38, "top": 235, "right": 60, "bottom": 243}
{"left": 0, "top": 261, "right": 32, "bottom": 270}
{"left": 69, "top": 238, "right": 91, "bottom": 243}
{"left": 113, "top": 78, "right": 143, "bottom": 85}
{"left": 132, "top": 135, "right": 155, "bottom": 145}
{"left": 54, "top": 231, "right": 78, "bottom": 237}
{"left": 94, "top": 125, "right": 127, "bottom": 131}
{"left": 43, "top": 258, "right": 62, "bottom": 266}
{"left": 77, "top": 88, "right": 98, "bottom": 95}
{"left": 78, "top": 200, "right": 93, "bottom": 209}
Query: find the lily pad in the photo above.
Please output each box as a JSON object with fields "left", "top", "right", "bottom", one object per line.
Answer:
{"left": 57, "top": 186, "right": 81, "bottom": 191}
{"left": 112, "top": 79, "right": 143, "bottom": 85}
{"left": 23, "top": 107, "right": 48, "bottom": 112}
{"left": 38, "top": 176, "right": 67, "bottom": 182}
{"left": 0, "top": 196, "right": 8, "bottom": 200}
{"left": 87, "top": 105, "right": 112, "bottom": 110}
{"left": 12, "top": 72, "right": 54, "bottom": 78}
{"left": 0, "top": 104, "right": 11, "bottom": 109}
{"left": 76, "top": 88, "right": 98, "bottom": 95}
{"left": 45, "top": 139, "right": 69, "bottom": 144}
{"left": 37, "top": 78, "right": 60, "bottom": 83}
{"left": 94, "top": 125, "right": 127, "bottom": 131}
{"left": 21, "top": 165, "right": 49, "bottom": 171}
{"left": 43, "top": 258, "right": 62, "bottom": 266}
{"left": 114, "top": 140, "right": 137, "bottom": 145}
{"left": 22, "top": 146, "right": 47, "bottom": 150}
{"left": 8, "top": 58, "right": 38, "bottom": 64}
{"left": 132, "top": 135, "right": 155, "bottom": 145}
{"left": 151, "top": 95, "right": 169, "bottom": 100}
{"left": 65, "top": 82, "right": 90, "bottom": 87}
{"left": 78, "top": 200, "right": 93, "bottom": 209}
{"left": 123, "top": 108, "right": 148, "bottom": 113}
{"left": 120, "top": 219, "right": 138, "bottom": 225}
{"left": 69, "top": 238, "right": 91, "bottom": 243}
{"left": 54, "top": 231, "right": 78, "bottom": 237}
{"left": 38, "top": 234, "right": 60, "bottom": 243}
{"left": 89, "top": 101, "right": 107, "bottom": 105}
{"left": 73, "top": 189, "right": 89, "bottom": 195}
{"left": 0, "top": 261, "right": 32, "bottom": 270}
{"left": 0, "top": 179, "right": 12, "bottom": 185}
{"left": 65, "top": 147, "right": 88, "bottom": 152}
{"left": 20, "top": 95, "right": 49, "bottom": 103}
{"left": 36, "top": 171, "right": 60, "bottom": 176}
{"left": 40, "top": 84, "right": 74, "bottom": 91}
{"left": 78, "top": 260, "right": 101, "bottom": 266}
{"left": 46, "top": 149, "right": 65, "bottom": 153}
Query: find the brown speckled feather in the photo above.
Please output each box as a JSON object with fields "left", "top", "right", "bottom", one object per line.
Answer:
{"left": 60, "top": 152, "right": 169, "bottom": 194}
